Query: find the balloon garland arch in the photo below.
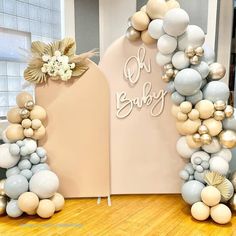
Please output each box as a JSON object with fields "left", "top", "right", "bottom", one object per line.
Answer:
{"left": 0, "top": 38, "right": 94, "bottom": 218}
{"left": 126, "top": 0, "right": 236, "bottom": 225}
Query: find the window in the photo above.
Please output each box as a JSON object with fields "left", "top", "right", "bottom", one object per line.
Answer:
{"left": 0, "top": 0, "right": 62, "bottom": 118}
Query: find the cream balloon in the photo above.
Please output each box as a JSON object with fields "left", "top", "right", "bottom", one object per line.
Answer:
{"left": 191, "top": 202, "right": 210, "bottom": 221}
{"left": 146, "top": 0, "right": 168, "bottom": 19}
{"left": 131, "top": 11, "right": 150, "bottom": 31}
{"left": 18, "top": 192, "right": 39, "bottom": 213}
{"left": 195, "top": 100, "right": 215, "bottom": 119}
{"left": 50, "top": 193, "right": 65, "bottom": 212}
{"left": 30, "top": 105, "right": 47, "bottom": 122}
{"left": 37, "top": 199, "right": 55, "bottom": 218}
{"left": 6, "top": 124, "right": 24, "bottom": 142}
{"left": 201, "top": 186, "right": 221, "bottom": 207}
{"left": 16, "top": 92, "right": 33, "bottom": 108}
{"left": 176, "top": 119, "right": 201, "bottom": 135}
{"left": 141, "top": 30, "right": 156, "bottom": 44}
{"left": 203, "top": 118, "right": 222, "bottom": 137}
{"left": 210, "top": 204, "right": 232, "bottom": 224}
{"left": 7, "top": 107, "right": 22, "bottom": 124}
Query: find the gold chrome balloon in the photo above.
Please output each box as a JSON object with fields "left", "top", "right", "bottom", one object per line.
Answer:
{"left": 198, "top": 125, "right": 209, "bottom": 135}
{"left": 126, "top": 26, "right": 141, "bottom": 41}
{"left": 214, "top": 111, "right": 225, "bottom": 121}
{"left": 20, "top": 108, "right": 30, "bottom": 119}
{"left": 192, "top": 133, "right": 201, "bottom": 143}
{"left": 0, "top": 179, "right": 6, "bottom": 196}
{"left": 214, "top": 100, "right": 226, "bottom": 111}
{"left": 229, "top": 194, "right": 236, "bottom": 211}
{"left": 200, "top": 133, "right": 212, "bottom": 145}
{"left": 0, "top": 196, "right": 7, "bottom": 215}
{"left": 195, "top": 47, "right": 204, "bottom": 57}
{"left": 190, "top": 55, "right": 200, "bottom": 65}
{"left": 208, "top": 63, "right": 226, "bottom": 80}
{"left": 219, "top": 130, "right": 236, "bottom": 149}
{"left": 161, "top": 74, "right": 171, "bottom": 82}
{"left": 225, "top": 105, "right": 234, "bottom": 118}
{"left": 24, "top": 100, "right": 34, "bottom": 111}
{"left": 185, "top": 46, "right": 195, "bottom": 58}
{"left": 164, "top": 63, "right": 173, "bottom": 70}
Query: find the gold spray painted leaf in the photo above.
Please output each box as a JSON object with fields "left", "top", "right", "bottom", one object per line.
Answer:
{"left": 31, "top": 41, "right": 47, "bottom": 55}
{"left": 24, "top": 67, "right": 47, "bottom": 83}
{"left": 72, "top": 64, "right": 89, "bottom": 77}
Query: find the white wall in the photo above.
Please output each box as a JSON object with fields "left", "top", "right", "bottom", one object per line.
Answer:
{"left": 99, "top": 0, "right": 136, "bottom": 57}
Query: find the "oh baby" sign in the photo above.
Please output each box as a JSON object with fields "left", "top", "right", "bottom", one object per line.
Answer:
{"left": 116, "top": 47, "right": 167, "bottom": 119}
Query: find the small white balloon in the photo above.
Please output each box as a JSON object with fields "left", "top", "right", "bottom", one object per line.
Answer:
{"left": 163, "top": 8, "right": 189, "bottom": 37}
{"left": 210, "top": 156, "right": 229, "bottom": 176}
{"left": 156, "top": 52, "right": 173, "bottom": 66}
{"left": 191, "top": 61, "right": 209, "bottom": 79}
{"left": 148, "top": 19, "right": 165, "bottom": 39}
{"left": 178, "top": 25, "right": 205, "bottom": 51}
{"left": 172, "top": 51, "right": 190, "bottom": 70}
{"left": 202, "top": 137, "right": 221, "bottom": 154}
{"left": 157, "top": 34, "right": 177, "bottom": 55}
{"left": 0, "top": 144, "right": 20, "bottom": 169}
{"left": 211, "top": 149, "right": 232, "bottom": 163}
{"left": 176, "top": 136, "right": 200, "bottom": 159}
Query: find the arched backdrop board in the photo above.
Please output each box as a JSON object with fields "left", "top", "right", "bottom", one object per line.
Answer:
{"left": 35, "top": 60, "right": 110, "bottom": 198}
{"left": 99, "top": 36, "right": 185, "bottom": 194}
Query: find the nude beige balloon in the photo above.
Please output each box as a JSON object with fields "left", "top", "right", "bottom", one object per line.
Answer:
{"left": 32, "top": 125, "right": 46, "bottom": 140}
{"left": 191, "top": 202, "right": 210, "bottom": 221}
{"left": 186, "top": 135, "right": 202, "bottom": 149}
{"left": 16, "top": 92, "right": 33, "bottom": 108}
{"left": 203, "top": 118, "right": 222, "bottom": 136}
{"left": 195, "top": 100, "right": 215, "bottom": 119}
{"left": 6, "top": 124, "right": 24, "bottom": 142}
{"left": 18, "top": 192, "right": 39, "bottom": 213}
{"left": 180, "top": 101, "right": 192, "bottom": 114}
{"left": 50, "top": 193, "right": 65, "bottom": 212}
{"left": 131, "top": 11, "right": 150, "bottom": 31}
{"left": 210, "top": 204, "right": 232, "bottom": 224}
{"left": 24, "top": 128, "right": 34, "bottom": 138}
{"left": 141, "top": 30, "right": 156, "bottom": 44}
{"left": 7, "top": 107, "right": 22, "bottom": 124}
{"left": 146, "top": 0, "right": 168, "bottom": 19}
{"left": 188, "top": 109, "right": 200, "bottom": 120}
{"left": 176, "top": 119, "right": 201, "bottom": 135}
{"left": 22, "top": 119, "right": 32, "bottom": 129}
{"left": 171, "top": 104, "right": 181, "bottom": 118}
{"left": 166, "top": 0, "right": 180, "bottom": 10}
{"left": 37, "top": 199, "right": 55, "bottom": 218}
{"left": 30, "top": 105, "right": 47, "bottom": 122}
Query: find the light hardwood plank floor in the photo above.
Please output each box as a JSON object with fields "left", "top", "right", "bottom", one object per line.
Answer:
{"left": 0, "top": 195, "right": 235, "bottom": 236}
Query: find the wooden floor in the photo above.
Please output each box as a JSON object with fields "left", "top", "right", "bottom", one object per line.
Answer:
{"left": 0, "top": 195, "right": 236, "bottom": 236}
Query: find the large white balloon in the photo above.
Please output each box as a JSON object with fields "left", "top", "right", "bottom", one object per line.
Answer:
{"left": 202, "top": 137, "right": 221, "bottom": 154}
{"left": 172, "top": 51, "right": 190, "bottom": 70}
{"left": 0, "top": 144, "right": 20, "bottom": 168}
{"left": 210, "top": 156, "right": 229, "bottom": 176}
{"left": 211, "top": 149, "right": 232, "bottom": 163}
{"left": 203, "top": 81, "right": 230, "bottom": 103}
{"left": 156, "top": 52, "right": 173, "bottom": 66}
{"left": 157, "top": 34, "right": 177, "bottom": 54}
{"left": 148, "top": 19, "right": 165, "bottom": 39}
{"left": 178, "top": 25, "right": 205, "bottom": 51}
{"left": 174, "top": 68, "right": 202, "bottom": 96}
{"left": 163, "top": 8, "right": 189, "bottom": 36}
{"left": 29, "top": 170, "right": 59, "bottom": 199}
{"left": 176, "top": 136, "right": 200, "bottom": 159}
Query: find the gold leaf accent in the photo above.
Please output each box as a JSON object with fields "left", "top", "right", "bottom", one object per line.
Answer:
{"left": 24, "top": 67, "right": 47, "bottom": 83}
{"left": 31, "top": 41, "right": 47, "bottom": 56}
{"left": 70, "top": 49, "right": 98, "bottom": 63}
{"left": 72, "top": 64, "right": 89, "bottom": 77}
{"left": 204, "top": 171, "right": 224, "bottom": 186}
{"left": 61, "top": 38, "right": 76, "bottom": 56}
{"left": 216, "top": 179, "right": 234, "bottom": 201}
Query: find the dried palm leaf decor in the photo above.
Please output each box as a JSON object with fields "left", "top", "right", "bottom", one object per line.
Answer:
{"left": 24, "top": 38, "right": 96, "bottom": 83}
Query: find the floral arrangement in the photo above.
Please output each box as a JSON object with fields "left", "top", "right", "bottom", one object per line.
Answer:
{"left": 24, "top": 38, "right": 96, "bottom": 83}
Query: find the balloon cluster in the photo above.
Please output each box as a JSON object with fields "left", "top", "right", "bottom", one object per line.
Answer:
{"left": 126, "top": 0, "right": 180, "bottom": 44}
{"left": 125, "top": 0, "right": 236, "bottom": 225}
{"left": 0, "top": 92, "right": 64, "bottom": 218}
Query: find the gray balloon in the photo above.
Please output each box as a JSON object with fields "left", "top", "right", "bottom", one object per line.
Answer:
{"left": 186, "top": 90, "right": 203, "bottom": 105}
{"left": 194, "top": 171, "right": 206, "bottom": 184}
{"left": 6, "top": 167, "right": 20, "bottom": 178}
{"left": 181, "top": 180, "right": 205, "bottom": 205}
{"left": 9, "top": 144, "right": 20, "bottom": 156}
{"left": 6, "top": 200, "right": 23, "bottom": 218}
{"left": 201, "top": 78, "right": 207, "bottom": 89}
{"left": 31, "top": 163, "right": 50, "bottom": 174}
{"left": 36, "top": 147, "right": 47, "bottom": 158}
{"left": 179, "top": 170, "right": 189, "bottom": 181}
{"left": 191, "top": 61, "right": 209, "bottom": 79}
{"left": 174, "top": 69, "right": 202, "bottom": 96}
{"left": 21, "top": 169, "right": 33, "bottom": 180}
{"left": 171, "top": 91, "right": 185, "bottom": 105}
{"left": 165, "top": 81, "right": 176, "bottom": 94}
{"left": 4, "top": 175, "right": 28, "bottom": 199}
{"left": 223, "top": 109, "right": 236, "bottom": 131}
{"left": 203, "top": 81, "right": 230, "bottom": 102}
{"left": 18, "top": 159, "right": 32, "bottom": 170}
{"left": 30, "top": 153, "right": 40, "bottom": 165}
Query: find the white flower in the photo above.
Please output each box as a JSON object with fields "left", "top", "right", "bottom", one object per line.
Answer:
{"left": 54, "top": 50, "right": 61, "bottom": 57}
{"left": 42, "top": 54, "right": 50, "bottom": 62}
{"left": 70, "top": 63, "right": 75, "bottom": 69}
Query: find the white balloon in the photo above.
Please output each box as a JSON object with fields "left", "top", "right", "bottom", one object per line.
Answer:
{"left": 178, "top": 25, "right": 205, "bottom": 51}
{"left": 191, "top": 151, "right": 210, "bottom": 169}
{"left": 0, "top": 144, "right": 20, "bottom": 168}
{"left": 202, "top": 44, "right": 215, "bottom": 65}
{"left": 29, "top": 170, "right": 59, "bottom": 199}
{"left": 156, "top": 52, "right": 173, "bottom": 66}
{"left": 23, "top": 138, "right": 37, "bottom": 155}
{"left": 2, "top": 129, "right": 10, "bottom": 143}
{"left": 202, "top": 137, "right": 221, "bottom": 154}
{"left": 157, "top": 34, "right": 177, "bottom": 55}
{"left": 163, "top": 8, "right": 189, "bottom": 36}
{"left": 210, "top": 156, "right": 229, "bottom": 175}
{"left": 211, "top": 149, "right": 232, "bottom": 163}
{"left": 191, "top": 61, "right": 209, "bottom": 79}
{"left": 172, "top": 51, "right": 190, "bottom": 70}
{"left": 176, "top": 136, "right": 200, "bottom": 159}
{"left": 148, "top": 19, "right": 165, "bottom": 39}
